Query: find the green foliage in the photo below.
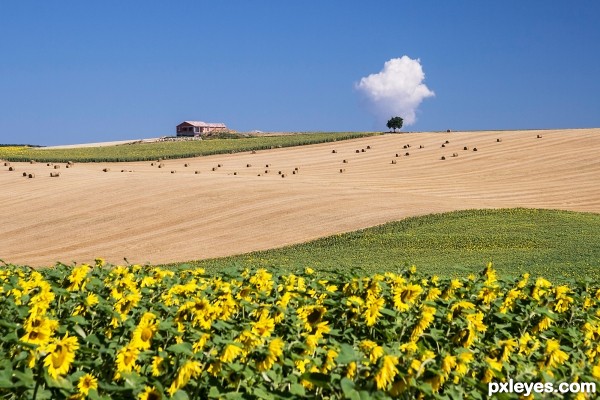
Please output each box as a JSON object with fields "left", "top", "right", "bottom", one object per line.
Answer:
{"left": 386, "top": 117, "right": 403, "bottom": 133}
{"left": 182, "top": 209, "right": 600, "bottom": 282}
{"left": 1, "top": 262, "right": 599, "bottom": 399}
{"left": 0, "top": 132, "right": 378, "bottom": 163}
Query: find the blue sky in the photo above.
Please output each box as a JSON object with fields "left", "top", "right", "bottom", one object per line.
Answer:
{"left": 1, "top": 1, "right": 599, "bottom": 145}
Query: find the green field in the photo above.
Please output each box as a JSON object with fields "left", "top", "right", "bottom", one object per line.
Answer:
{"left": 176, "top": 208, "right": 600, "bottom": 282}
{"left": 0, "top": 132, "right": 378, "bottom": 163}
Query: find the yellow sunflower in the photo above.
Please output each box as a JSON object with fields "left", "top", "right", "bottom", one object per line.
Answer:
{"left": 43, "top": 333, "right": 79, "bottom": 379}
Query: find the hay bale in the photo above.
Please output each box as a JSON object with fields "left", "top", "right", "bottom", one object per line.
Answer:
{"left": 294, "top": 167, "right": 299, "bottom": 171}
{"left": 441, "top": 156, "right": 446, "bottom": 160}
{"left": 463, "top": 146, "right": 468, "bottom": 150}
{"left": 28, "top": 173, "right": 35, "bottom": 178}
{"left": 356, "top": 150, "right": 360, "bottom": 153}
{"left": 8, "top": 166, "right": 14, "bottom": 171}
{"left": 403, "top": 145, "right": 408, "bottom": 149}
{"left": 395, "top": 153, "right": 399, "bottom": 157}
{"left": 217, "top": 164, "right": 222, "bottom": 168}
{"left": 233, "top": 172, "right": 237, "bottom": 175}
{"left": 452, "top": 153, "right": 458, "bottom": 157}
{"left": 343, "top": 159, "right": 348, "bottom": 163}
{"left": 22, "top": 172, "right": 27, "bottom": 176}
{"left": 265, "top": 164, "right": 270, "bottom": 168}
{"left": 339, "top": 168, "right": 345, "bottom": 173}
{"left": 50, "top": 172, "right": 60, "bottom": 177}
{"left": 281, "top": 174, "right": 285, "bottom": 178}
{"left": 496, "top": 138, "right": 502, "bottom": 142}
{"left": 102, "top": 168, "right": 110, "bottom": 172}
{"left": 257, "top": 173, "right": 261, "bottom": 176}
{"left": 447, "top": 129, "right": 451, "bottom": 133}
{"left": 66, "top": 165, "right": 71, "bottom": 168}
{"left": 445, "top": 140, "right": 450, "bottom": 144}
{"left": 158, "top": 163, "right": 164, "bottom": 168}
{"left": 278, "top": 171, "right": 282, "bottom": 175}
{"left": 367, "top": 145, "right": 371, "bottom": 149}
{"left": 265, "top": 170, "right": 269, "bottom": 173}
{"left": 391, "top": 160, "right": 397, "bottom": 164}
{"left": 246, "top": 164, "right": 251, "bottom": 167}
{"left": 54, "top": 165, "right": 60, "bottom": 169}
{"left": 212, "top": 167, "right": 217, "bottom": 171}
{"left": 405, "top": 152, "right": 410, "bottom": 156}
{"left": 332, "top": 149, "right": 337, "bottom": 153}
{"left": 361, "top": 149, "right": 365, "bottom": 153}
{"left": 292, "top": 170, "right": 296, "bottom": 174}
{"left": 151, "top": 162, "right": 155, "bottom": 166}
{"left": 419, "top": 145, "right": 424, "bottom": 149}
{"left": 171, "top": 170, "right": 176, "bottom": 173}
{"left": 195, "top": 171, "right": 201, "bottom": 174}
{"left": 47, "top": 163, "right": 51, "bottom": 166}
{"left": 3, "top": 162, "right": 10, "bottom": 166}
{"left": 537, "top": 135, "right": 542, "bottom": 138}
{"left": 473, "top": 147, "right": 478, "bottom": 151}
{"left": 121, "top": 169, "right": 126, "bottom": 172}
{"left": 441, "top": 144, "right": 446, "bottom": 148}
{"left": 184, "top": 163, "right": 189, "bottom": 167}
{"left": 67, "top": 161, "right": 74, "bottom": 165}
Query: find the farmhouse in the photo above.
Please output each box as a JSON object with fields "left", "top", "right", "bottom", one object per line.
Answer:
{"left": 176, "top": 121, "right": 228, "bottom": 137}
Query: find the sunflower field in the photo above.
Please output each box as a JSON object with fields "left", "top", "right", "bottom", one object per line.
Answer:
{"left": 1, "top": 260, "right": 599, "bottom": 399}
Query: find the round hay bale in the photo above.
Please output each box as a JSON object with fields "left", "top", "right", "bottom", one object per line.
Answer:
{"left": 355, "top": 150, "right": 360, "bottom": 153}
{"left": 257, "top": 173, "right": 261, "bottom": 176}
{"left": 405, "top": 152, "right": 410, "bottom": 156}
{"left": 391, "top": 160, "right": 397, "bottom": 164}
{"left": 332, "top": 149, "right": 337, "bottom": 153}
{"left": 452, "top": 153, "right": 458, "bottom": 157}
{"left": 50, "top": 172, "right": 60, "bottom": 177}
{"left": 278, "top": 171, "right": 282, "bottom": 175}
{"left": 28, "top": 173, "right": 35, "bottom": 178}
{"left": 463, "top": 146, "right": 468, "bottom": 150}
{"left": 171, "top": 170, "right": 176, "bottom": 173}
{"left": 246, "top": 164, "right": 251, "bottom": 167}
{"left": 265, "top": 164, "right": 270, "bottom": 167}
{"left": 67, "top": 161, "right": 74, "bottom": 165}
{"left": 419, "top": 145, "right": 424, "bottom": 149}
{"left": 496, "top": 138, "right": 502, "bottom": 142}
{"left": 102, "top": 168, "right": 110, "bottom": 172}
{"left": 473, "top": 147, "right": 478, "bottom": 151}
{"left": 395, "top": 153, "right": 399, "bottom": 157}
{"left": 343, "top": 159, "right": 348, "bottom": 163}
{"left": 445, "top": 140, "right": 450, "bottom": 144}
{"left": 54, "top": 165, "right": 60, "bottom": 169}
{"left": 441, "top": 144, "right": 446, "bottom": 148}
{"left": 265, "top": 170, "right": 269, "bottom": 173}
{"left": 361, "top": 149, "right": 365, "bottom": 153}
{"left": 293, "top": 170, "right": 296, "bottom": 174}
{"left": 281, "top": 174, "right": 285, "bottom": 178}
{"left": 47, "top": 163, "right": 51, "bottom": 166}
{"left": 22, "top": 172, "right": 27, "bottom": 176}
{"left": 441, "top": 156, "right": 446, "bottom": 160}
{"left": 233, "top": 172, "right": 237, "bottom": 175}
{"left": 367, "top": 145, "right": 371, "bottom": 149}
{"left": 537, "top": 135, "right": 542, "bottom": 138}
{"left": 294, "top": 167, "right": 298, "bottom": 171}
{"left": 212, "top": 167, "right": 217, "bottom": 171}
{"left": 403, "top": 145, "right": 408, "bottom": 149}
{"left": 339, "top": 168, "right": 344, "bottom": 173}
{"left": 447, "top": 129, "right": 451, "bottom": 133}
{"left": 217, "top": 164, "right": 222, "bottom": 168}
{"left": 158, "top": 163, "right": 164, "bottom": 168}
{"left": 151, "top": 162, "right": 155, "bottom": 166}
{"left": 121, "top": 169, "right": 126, "bottom": 172}
{"left": 184, "top": 163, "right": 189, "bottom": 167}
{"left": 4, "top": 162, "right": 10, "bottom": 166}
{"left": 8, "top": 166, "right": 14, "bottom": 171}
{"left": 195, "top": 171, "right": 201, "bottom": 174}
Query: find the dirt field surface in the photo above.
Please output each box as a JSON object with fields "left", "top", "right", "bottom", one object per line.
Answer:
{"left": 2, "top": 129, "right": 599, "bottom": 267}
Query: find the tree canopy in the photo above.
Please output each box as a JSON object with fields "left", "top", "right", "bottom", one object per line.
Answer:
{"left": 386, "top": 116, "right": 403, "bottom": 132}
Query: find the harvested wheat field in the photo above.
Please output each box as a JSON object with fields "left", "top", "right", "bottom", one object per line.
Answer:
{"left": 2, "top": 128, "right": 599, "bottom": 267}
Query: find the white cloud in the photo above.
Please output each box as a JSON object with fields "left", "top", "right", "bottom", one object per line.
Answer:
{"left": 356, "top": 56, "right": 435, "bottom": 126}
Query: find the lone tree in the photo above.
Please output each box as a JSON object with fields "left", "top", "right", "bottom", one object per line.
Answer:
{"left": 387, "top": 116, "right": 404, "bottom": 132}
